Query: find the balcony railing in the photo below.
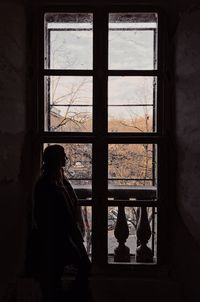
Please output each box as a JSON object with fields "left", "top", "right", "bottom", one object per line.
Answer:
{"left": 75, "top": 185, "right": 157, "bottom": 264}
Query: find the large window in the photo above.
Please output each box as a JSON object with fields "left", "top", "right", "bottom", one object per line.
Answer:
{"left": 38, "top": 7, "right": 166, "bottom": 270}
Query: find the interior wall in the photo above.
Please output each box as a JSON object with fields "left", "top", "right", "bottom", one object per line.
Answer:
{"left": 0, "top": 1, "right": 200, "bottom": 301}
{"left": 0, "top": 1, "right": 27, "bottom": 299}
{"left": 173, "top": 7, "right": 200, "bottom": 301}
{"left": 175, "top": 6, "right": 200, "bottom": 247}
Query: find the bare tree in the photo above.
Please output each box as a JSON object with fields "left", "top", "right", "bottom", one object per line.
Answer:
{"left": 50, "top": 76, "right": 91, "bottom": 132}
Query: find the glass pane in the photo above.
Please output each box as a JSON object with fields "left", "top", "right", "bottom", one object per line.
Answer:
{"left": 108, "top": 106, "right": 153, "bottom": 133}
{"left": 109, "top": 13, "right": 157, "bottom": 70}
{"left": 50, "top": 105, "right": 92, "bottom": 132}
{"left": 108, "top": 207, "right": 157, "bottom": 264}
{"left": 43, "top": 143, "right": 92, "bottom": 192}
{"left": 44, "top": 76, "right": 92, "bottom": 132}
{"left": 108, "top": 77, "right": 155, "bottom": 105}
{"left": 108, "top": 144, "right": 157, "bottom": 196}
{"left": 108, "top": 76, "right": 157, "bottom": 133}
{"left": 82, "top": 206, "right": 92, "bottom": 257}
{"left": 44, "top": 13, "right": 93, "bottom": 69}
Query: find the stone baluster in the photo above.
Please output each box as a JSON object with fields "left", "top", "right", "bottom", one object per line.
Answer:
{"left": 136, "top": 206, "right": 153, "bottom": 263}
{"left": 114, "top": 206, "right": 130, "bottom": 262}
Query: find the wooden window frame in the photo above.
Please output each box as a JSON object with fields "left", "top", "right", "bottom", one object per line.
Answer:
{"left": 32, "top": 3, "right": 169, "bottom": 277}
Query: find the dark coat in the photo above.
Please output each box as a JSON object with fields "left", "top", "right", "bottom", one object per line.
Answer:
{"left": 25, "top": 174, "right": 88, "bottom": 278}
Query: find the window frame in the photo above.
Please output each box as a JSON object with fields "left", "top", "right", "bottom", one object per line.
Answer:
{"left": 33, "top": 3, "right": 169, "bottom": 276}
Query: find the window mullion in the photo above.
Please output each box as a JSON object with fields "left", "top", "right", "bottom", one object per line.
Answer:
{"left": 92, "top": 9, "right": 108, "bottom": 267}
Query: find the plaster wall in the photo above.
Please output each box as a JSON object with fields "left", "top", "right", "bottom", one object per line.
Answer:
{"left": 175, "top": 8, "right": 200, "bottom": 245}
{"left": 170, "top": 7, "right": 200, "bottom": 302}
{"left": 0, "top": 1, "right": 27, "bottom": 299}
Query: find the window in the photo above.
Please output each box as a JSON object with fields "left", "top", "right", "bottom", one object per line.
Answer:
{"left": 38, "top": 6, "right": 167, "bottom": 271}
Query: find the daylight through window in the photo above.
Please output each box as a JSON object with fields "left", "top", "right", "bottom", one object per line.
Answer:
{"left": 40, "top": 9, "right": 163, "bottom": 266}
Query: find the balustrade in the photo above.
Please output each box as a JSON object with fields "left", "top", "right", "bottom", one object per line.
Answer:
{"left": 114, "top": 206, "right": 130, "bottom": 262}
{"left": 136, "top": 206, "right": 153, "bottom": 263}
{"left": 75, "top": 185, "right": 156, "bottom": 264}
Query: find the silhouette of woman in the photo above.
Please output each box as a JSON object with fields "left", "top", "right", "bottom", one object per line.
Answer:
{"left": 27, "top": 144, "right": 91, "bottom": 301}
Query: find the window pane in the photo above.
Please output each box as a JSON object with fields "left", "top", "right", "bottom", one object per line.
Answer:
{"left": 44, "top": 76, "right": 92, "bottom": 132}
{"left": 109, "top": 13, "right": 157, "bottom": 70}
{"left": 108, "top": 76, "right": 157, "bottom": 133}
{"left": 108, "top": 206, "right": 157, "bottom": 264}
{"left": 108, "top": 144, "right": 157, "bottom": 197}
{"left": 43, "top": 143, "right": 92, "bottom": 192}
{"left": 44, "top": 13, "right": 93, "bottom": 70}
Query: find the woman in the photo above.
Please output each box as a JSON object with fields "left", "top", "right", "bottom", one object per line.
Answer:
{"left": 27, "top": 145, "right": 91, "bottom": 301}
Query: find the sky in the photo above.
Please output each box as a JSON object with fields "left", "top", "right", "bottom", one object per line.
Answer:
{"left": 45, "top": 14, "right": 157, "bottom": 123}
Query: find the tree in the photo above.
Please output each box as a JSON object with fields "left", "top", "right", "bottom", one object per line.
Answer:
{"left": 50, "top": 76, "right": 92, "bottom": 132}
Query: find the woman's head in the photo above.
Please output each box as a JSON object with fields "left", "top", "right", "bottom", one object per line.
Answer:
{"left": 43, "top": 145, "right": 67, "bottom": 171}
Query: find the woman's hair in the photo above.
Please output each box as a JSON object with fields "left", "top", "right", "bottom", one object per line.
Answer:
{"left": 43, "top": 145, "right": 66, "bottom": 170}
